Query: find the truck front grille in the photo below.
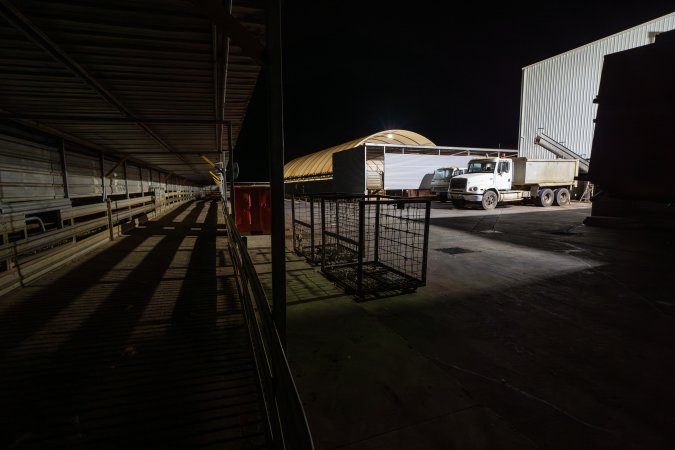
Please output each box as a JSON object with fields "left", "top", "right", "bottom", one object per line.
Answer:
{"left": 450, "top": 178, "right": 467, "bottom": 190}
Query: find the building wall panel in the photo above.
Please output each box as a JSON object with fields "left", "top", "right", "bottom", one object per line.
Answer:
{"left": 519, "top": 13, "right": 675, "bottom": 160}
{"left": 0, "top": 135, "right": 64, "bottom": 202}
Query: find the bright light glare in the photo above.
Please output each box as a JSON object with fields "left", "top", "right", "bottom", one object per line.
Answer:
{"left": 386, "top": 133, "right": 393, "bottom": 139}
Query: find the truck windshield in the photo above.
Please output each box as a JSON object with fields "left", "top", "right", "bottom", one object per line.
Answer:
{"left": 468, "top": 161, "right": 496, "bottom": 173}
{"left": 432, "top": 169, "right": 451, "bottom": 180}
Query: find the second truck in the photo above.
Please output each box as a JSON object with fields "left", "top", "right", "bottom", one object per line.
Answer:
{"left": 449, "top": 157, "right": 579, "bottom": 210}
{"left": 430, "top": 166, "right": 467, "bottom": 201}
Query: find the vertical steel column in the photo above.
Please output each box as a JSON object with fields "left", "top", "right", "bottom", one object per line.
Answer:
{"left": 59, "top": 139, "right": 70, "bottom": 198}
{"left": 123, "top": 161, "right": 130, "bottom": 199}
{"left": 335, "top": 200, "right": 339, "bottom": 239}
{"left": 374, "top": 200, "right": 380, "bottom": 264}
{"left": 227, "top": 121, "right": 236, "bottom": 218}
{"left": 290, "top": 193, "right": 296, "bottom": 252}
{"left": 357, "top": 200, "right": 365, "bottom": 297}
{"left": 309, "top": 196, "right": 315, "bottom": 262}
{"left": 139, "top": 166, "right": 144, "bottom": 196}
{"left": 421, "top": 201, "right": 431, "bottom": 283}
{"left": 268, "top": 0, "right": 286, "bottom": 345}
{"left": 320, "top": 197, "right": 326, "bottom": 271}
{"left": 100, "top": 152, "right": 106, "bottom": 201}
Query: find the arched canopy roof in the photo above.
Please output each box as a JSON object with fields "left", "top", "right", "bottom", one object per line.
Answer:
{"left": 284, "top": 129, "right": 435, "bottom": 180}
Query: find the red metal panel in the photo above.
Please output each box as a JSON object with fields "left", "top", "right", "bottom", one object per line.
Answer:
{"left": 234, "top": 185, "right": 271, "bottom": 234}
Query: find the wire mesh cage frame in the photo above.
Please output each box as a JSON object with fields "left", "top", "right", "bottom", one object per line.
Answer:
{"left": 319, "top": 196, "right": 431, "bottom": 298}
{"left": 291, "top": 193, "right": 395, "bottom": 265}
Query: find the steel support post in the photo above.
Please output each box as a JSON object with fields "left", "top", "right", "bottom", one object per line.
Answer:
{"left": 290, "top": 194, "right": 296, "bottom": 253}
{"left": 320, "top": 198, "right": 326, "bottom": 271}
{"left": 106, "top": 199, "right": 114, "bottom": 241}
{"left": 59, "top": 139, "right": 70, "bottom": 199}
{"left": 268, "top": 0, "right": 286, "bottom": 346}
{"left": 100, "top": 152, "right": 106, "bottom": 201}
{"left": 139, "top": 166, "right": 144, "bottom": 196}
{"left": 123, "top": 161, "right": 130, "bottom": 199}
{"left": 357, "top": 200, "right": 365, "bottom": 297}
{"left": 228, "top": 121, "right": 236, "bottom": 218}
{"left": 421, "top": 201, "right": 431, "bottom": 283}
{"left": 374, "top": 200, "right": 380, "bottom": 263}
{"left": 309, "top": 196, "right": 315, "bottom": 262}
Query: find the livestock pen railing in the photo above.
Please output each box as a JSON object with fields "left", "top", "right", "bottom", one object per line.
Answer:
{"left": 223, "top": 201, "right": 314, "bottom": 450}
{"left": 0, "top": 191, "right": 195, "bottom": 296}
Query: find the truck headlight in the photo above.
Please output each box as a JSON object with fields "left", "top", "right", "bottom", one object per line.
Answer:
{"left": 470, "top": 186, "right": 478, "bottom": 192}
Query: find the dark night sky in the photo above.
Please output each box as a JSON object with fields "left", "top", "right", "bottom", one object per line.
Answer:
{"left": 234, "top": 2, "right": 674, "bottom": 181}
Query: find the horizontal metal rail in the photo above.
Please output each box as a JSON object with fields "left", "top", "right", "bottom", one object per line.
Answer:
{"left": 223, "top": 203, "right": 314, "bottom": 450}
{"left": 0, "top": 192, "right": 196, "bottom": 295}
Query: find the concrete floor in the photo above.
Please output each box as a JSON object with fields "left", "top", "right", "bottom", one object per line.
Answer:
{"left": 0, "top": 201, "right": 269, "bottom": 449}
{"left": 250, "top": 200, "right": 675, "bottom": 450}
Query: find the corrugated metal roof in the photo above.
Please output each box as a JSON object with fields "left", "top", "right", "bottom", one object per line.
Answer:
{"left": 0, "top": 0, "right": 265, "bottom": 183}
{"left": 284, "top": 130, "right": 435, "bottom": 180}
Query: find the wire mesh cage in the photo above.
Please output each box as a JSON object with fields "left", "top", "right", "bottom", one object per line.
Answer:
{"left": 320, "top": 196, "right": 431, "bottom": 298}
{"left": 290, "top": 194, "right": 324, "bottom": 264}
{"left": 291, "top": 193, "right": 389, "bottom": 265}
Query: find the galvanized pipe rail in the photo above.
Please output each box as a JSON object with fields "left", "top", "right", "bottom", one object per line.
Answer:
{"left": 0, "top": 192, "right": 195, "bottom": 296}
{"left": 223, "top": 202, "right": 314, "bottom": 450}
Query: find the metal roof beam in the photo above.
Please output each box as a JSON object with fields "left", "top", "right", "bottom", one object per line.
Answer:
{"left": 191, "top": 0, "right": 264, "bottom": 65}
{"left": 0, "top": 113, "right": 231, "bottom": 124}
{"left": 0, "top": 0, "right": 202, "bottom": 175}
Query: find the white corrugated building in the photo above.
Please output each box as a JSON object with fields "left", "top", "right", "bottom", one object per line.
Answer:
{"left": 518, "top": 11, "right": 675, "bottom": 160}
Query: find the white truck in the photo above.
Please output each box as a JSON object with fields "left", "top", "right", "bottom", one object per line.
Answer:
{"left": 430, "top": 166, "right": 467, "bottom": 202}
{"left": 449, "top": 157, "right": 579, "bottom": 210}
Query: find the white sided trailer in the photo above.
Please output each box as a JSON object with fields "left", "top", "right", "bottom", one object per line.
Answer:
{"left": 331, "top": 144, "right": 515, "bottom": 195}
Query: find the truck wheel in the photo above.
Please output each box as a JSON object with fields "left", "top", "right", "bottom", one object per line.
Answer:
{"left": 438, "top": 193, "right": 448, "bottom": 202}
{"left": 553, "top": 188, "right": 570, "bottom": 206}
{"left": 481, "top": 191, "right": 498, "bottom": 210}
{"left": 452, "top": 199, "right": 466, "bottom": 209}
{"left": 536, "top": 188, "right": 554, "bottom": 207}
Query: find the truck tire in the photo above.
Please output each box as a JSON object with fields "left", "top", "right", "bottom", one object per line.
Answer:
{"left": 452, "top": 199, "right": 466, "bottom": 209}
{"left": 536, "top": 188, "right": 554, "bottom": 207}
{"left": 481, "top": 191, "right": 498, "bottom": 210}
{"left": 553, "top": 188, "right": 570, "bottom": 206}
{"left": 438, "top": 192, "right": 448, "bottom": 202}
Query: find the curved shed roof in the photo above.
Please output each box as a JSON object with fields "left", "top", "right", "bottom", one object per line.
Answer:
{"left": 284, "top": 129, "right": 435, "bottom": 180}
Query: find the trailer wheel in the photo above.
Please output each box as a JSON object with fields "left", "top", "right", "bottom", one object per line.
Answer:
{"left": 536, "top": 188, "right": 554, "bottom": 207}
{"left": 452, "top": 199, "right": 466, "bottom": 209}
{"left": 553, "top": 188, "right": 570, "bottom": 206}
{"left": 438, "top": 193, "right": 448, "bottom": 202}
{"left": 481, "top": 191, "right": 498, "bottom": 210}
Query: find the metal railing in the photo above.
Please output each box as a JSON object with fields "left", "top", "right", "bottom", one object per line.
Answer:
{"left": 0, "top": 192, "right": 195, "bottom": 296}
{"left": 223, "top": 203, "right": 314, "bottom": 450}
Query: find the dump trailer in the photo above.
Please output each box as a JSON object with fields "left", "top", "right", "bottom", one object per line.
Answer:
{"left": 449, "top": 157, "right": 579, "bottom": 210}
{"left": 429, "top": 166, "right": 467, "bottom": 201}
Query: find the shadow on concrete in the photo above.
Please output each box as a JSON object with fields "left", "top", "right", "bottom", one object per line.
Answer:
{"left": 0, "top": 200, "right": 268, "bottom": 449}
{"left": 0, "top": 200, "right": 194, "bottom": 358}
{"left": 289, "top": 264, "right": 675, "bottom": 450}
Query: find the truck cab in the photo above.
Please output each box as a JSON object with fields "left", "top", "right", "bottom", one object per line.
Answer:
{"left": 450, "top": 157, "right": 578, "bottom": 210}
{"left": 430, "top": 166, "right": 467, "bottom": 201}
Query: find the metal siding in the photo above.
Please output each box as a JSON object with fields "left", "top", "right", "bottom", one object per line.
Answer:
{"left": 519, "top": 13, "right": 675, "bottom": 160}
{"left": 103, "top": 158, "right": 125, "bottom": 197}
{"left": 0, "top": 135, "right": 64, "bottom": 201}
{"left": 64, "top": 150, "right": 102, "bottom": 198}
{"left": 126, "top": 163, "right": 142, "bottom": 194}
